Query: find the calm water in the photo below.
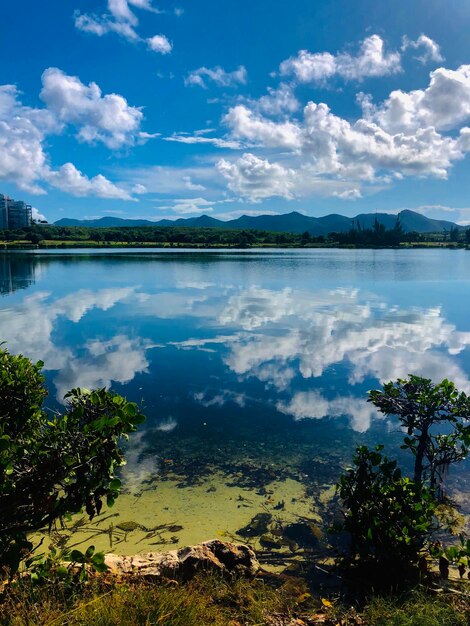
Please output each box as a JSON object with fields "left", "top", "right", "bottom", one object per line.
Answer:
{"left": 1, "top": 248, "right": 470, "bottom": 557}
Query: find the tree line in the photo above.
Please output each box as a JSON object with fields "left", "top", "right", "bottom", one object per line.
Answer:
{"left": 1, "top": 218, "right": 470, "bottom": 247}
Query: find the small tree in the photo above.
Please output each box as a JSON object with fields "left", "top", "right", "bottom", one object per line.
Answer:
{"left": 0, "top": 347, "right": 145, "bottom": 575}
{"left": 368, "top": 376, "right": 470, "bottom": 495}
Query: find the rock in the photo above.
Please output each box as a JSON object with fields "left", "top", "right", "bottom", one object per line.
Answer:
{"left": 105, "top": 539, "right": 259, "bottom": 580}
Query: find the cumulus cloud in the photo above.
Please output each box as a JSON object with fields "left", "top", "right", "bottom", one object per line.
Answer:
{"left": 74, "top": 0, "right": 169, "bottom": 51}
{"left": 40, "top": 68, "right": 144, "bottom": 149}
{"left": 224, "top": 105, "right": 301, "bottom": 149}
{"left": 280, "top": 34, "right": 401, "bottom": 84}
{"left": 147, "top": 34, "right": 172, "bottom": 54}
{"left": 217, "top": 153, "right": 296, "bottom": 201}
{"left": 185, "top": 65, "right": 247, "bottom": 89}
{"left": 0, "top": 85, "right": 57, "bottom": 194}
{"left": 45, "top": 163, "right": 134, "bottom": 200}
{"left": 365, "top": 64, "right": 470, "bottom": 133}
{"left": 401, "top": 34, "right": 444, "bottom": 64}
{"left": 0, "top": 80, "right": 134, "bottom": 198}
{"left": 251, "top": 83, "right": 300, "bottom": 116}
{"left": 194, "top": 389, "right": 247, "bottom": 408}
{"left": 168, "top": 283, "right": 470, "bottom": 429}
{"left": 220, "top": 60, "right": 470, "bottom": 201}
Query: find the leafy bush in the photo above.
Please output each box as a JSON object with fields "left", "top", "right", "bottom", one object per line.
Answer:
{"left": 336, "top": 445, "right": 436, "bottom": 576}
{"left": 0, "top": 346, "right": 145, "bottom": 575}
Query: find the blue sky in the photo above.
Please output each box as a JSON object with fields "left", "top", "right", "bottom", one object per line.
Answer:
{"left": 2, "top": 0, "right": 470, "bottom": 224}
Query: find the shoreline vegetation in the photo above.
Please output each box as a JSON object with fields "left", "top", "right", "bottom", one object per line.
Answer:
{"left": 1, "top": 220, "right": 470, "bottom": 250}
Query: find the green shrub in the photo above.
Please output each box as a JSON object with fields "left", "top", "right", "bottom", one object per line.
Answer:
{"left": 0, "top": 347, "right": 145, "bottom": 576}
{"left": 336, "top": 445, "right": 436, "bottom": 578}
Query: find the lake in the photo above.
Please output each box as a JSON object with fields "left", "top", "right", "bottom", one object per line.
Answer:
{"left": 1, "top": 248, "right": 470, "bottom": 559}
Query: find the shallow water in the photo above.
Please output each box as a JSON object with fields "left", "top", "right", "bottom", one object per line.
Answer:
{"left": 1, "top": 248, "right": 470, "bottom": 559}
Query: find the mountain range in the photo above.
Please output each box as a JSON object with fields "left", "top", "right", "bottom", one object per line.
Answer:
{"left": 54, "top": 210, "right": 461, "bottom": 235}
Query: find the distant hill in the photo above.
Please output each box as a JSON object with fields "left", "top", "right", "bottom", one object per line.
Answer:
{"left": 54, "top": 210, "right": 461, "bottom": 235}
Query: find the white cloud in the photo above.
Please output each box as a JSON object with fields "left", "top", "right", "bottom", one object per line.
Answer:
{"left": 0, "top": 85, "right": 57, "bottom": 194}
{"left": 183, "top": 176, "right": 206, "bottom": 191}
{"left": 224, "top": 104, "right": 301, "bottom": 150}
{"left": 31, "top": 207, "right": 47, "bottom": 222}
{"left": 40, "top": 68, "right": 144, "bottom": 149}
{"left": 157, "top": 197, "right": 215, "bottom": 215}
{"left": 75, "top": 0, "right": 170, "bottom": 51}
{"left": 333, "top": 188, "right": 362, "bottom": 200}
{"left": 0, "top": 81, "right": 134, "bottom": 199}
{"left": 164, "top": 131, "right": 240, "bottom": 149}
{"left": 366, "top": 65, "right": 470, "bottom": 133}
{"left": 147, "top": 34, "right": 172, "bottom": 54}
{"left": 74, "top": 11, "right": 140, "bottom": 42}
{"left": 252, "top": 83, "right": 300, "bottom": 115}
{"left": 280, "top": 34, "right": 401, "bottom": 84}
{"left": 185, "top": 65, "right": 247, "bottom": 89}
{"left": 45, "top": 163, "right": 134, "bottom": 200}
{"left": 401, "top": 34, "right": 444, "bottom": 64}
{"left": 220, "top": 61, "right": 470, "bottom": 201}
{"left": 118, "top": 163, "right": 219, "bottom": 195}
{"left": 217, "top": 153, "right": 296, "bottom": 201}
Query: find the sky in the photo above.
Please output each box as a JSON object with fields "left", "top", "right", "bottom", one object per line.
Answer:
{"left": 2, "top": 0, "right": 470, "bottom": 224}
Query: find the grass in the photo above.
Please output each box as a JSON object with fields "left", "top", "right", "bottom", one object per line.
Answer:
{"left": 0, "top": 575, "right": 294, "bottom": 626}
{"left": 1, "top": 573, "right": 469, "bottom": 626}
{"left": 361, "top": 590, "right": 470, "bottom": 626}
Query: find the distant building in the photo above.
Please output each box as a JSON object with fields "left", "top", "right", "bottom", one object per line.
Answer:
{"left": 0, "top": 194, "right": 32, "bottom": 229}
{"left": 0, "top": 195, "right": 8, "bottom": 229}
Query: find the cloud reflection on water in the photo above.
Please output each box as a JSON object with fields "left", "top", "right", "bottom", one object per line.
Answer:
{"left": 1, "top": 276, "right": 469, "bottom": 432}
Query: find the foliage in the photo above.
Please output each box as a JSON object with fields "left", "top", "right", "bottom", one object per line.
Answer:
{"left": 0, "top": 346, "right": 145, "bottom": 576}
{"left": 22, "top": 544, "right": 108, "bottom": 589}
{"left": 368, "top": 376, "right": 470, "bottom": 493}
{"left": 336, "top": 445, "right": 436, "bottom": 575}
